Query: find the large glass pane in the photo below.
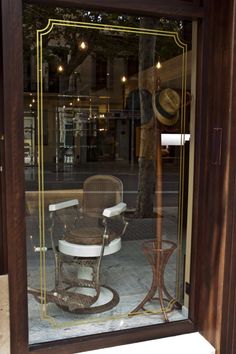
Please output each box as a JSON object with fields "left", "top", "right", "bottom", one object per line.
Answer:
{"left": 23, "top": 3, "right": 193, "bottom": 344}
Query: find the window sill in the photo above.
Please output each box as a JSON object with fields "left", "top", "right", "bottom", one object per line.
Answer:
{"left": 83, "top": 332, "right": 215, "bottom": 354}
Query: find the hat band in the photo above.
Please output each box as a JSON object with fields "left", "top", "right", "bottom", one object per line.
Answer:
{"left": 156, "top": 93, "right": 176, "bottom": 120}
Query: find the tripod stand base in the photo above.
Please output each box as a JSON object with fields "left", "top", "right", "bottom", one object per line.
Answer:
{"left": 129, "top": 240, "right": 178, "bottom": 322}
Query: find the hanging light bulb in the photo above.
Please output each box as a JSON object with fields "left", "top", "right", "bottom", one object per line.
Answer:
{"left": 156, "top": 57, "right": 162, "bottom": 70}
{"left": 79, "top": 41, "right": 88, "bottom": 50}
{"left": 57, "top": 65, "right": 64, "bottom": 73}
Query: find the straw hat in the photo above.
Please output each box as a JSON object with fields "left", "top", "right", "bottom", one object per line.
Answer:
{"left": 152, "top": 88, "right": 180, "bottom": 126}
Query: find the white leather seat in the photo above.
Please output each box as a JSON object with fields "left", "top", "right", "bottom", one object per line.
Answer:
{"left": 59, "top": 237, "right": 121, "bottom": 258}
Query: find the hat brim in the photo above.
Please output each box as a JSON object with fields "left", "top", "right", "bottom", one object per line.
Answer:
{"left": 152, "top": 93, "right": 179, "bottom": 126}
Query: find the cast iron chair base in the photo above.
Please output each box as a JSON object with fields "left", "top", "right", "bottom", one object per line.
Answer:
{"left": 28, "top": 285, "right": 119, "bottom": 314}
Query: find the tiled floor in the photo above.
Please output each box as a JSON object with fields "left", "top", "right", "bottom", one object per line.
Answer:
{"left": 25, "top": 161, "right": 184, "bottom": 344}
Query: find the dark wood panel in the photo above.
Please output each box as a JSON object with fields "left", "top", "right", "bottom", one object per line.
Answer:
{"left": 0, "top": 0, "right": 7, "bottom": 276}
{"left": 28, "top": 0, "right": 204, "bottom": 19}
{"left": 0, "top": 182, "right": 6, "bottom": 275}
{"left": 181, "top": 0, "right": 201, "bottom": 3}
{"left": 1, "top": 0, "right": 28, "bottom": 353}
{"left": 221, "top": 177, "right": 236, "bottom": 354}
{"left": 220, "top": 1, "right": 236, "bottom": 352}
{"left": 189, "top": 1, "right": 236, "bottom": 353}
{"left": 188, "top": 17, "right": 205, "bottom": 324}
{"left": 29, "top": 320, "right": 195, "bottom": 354}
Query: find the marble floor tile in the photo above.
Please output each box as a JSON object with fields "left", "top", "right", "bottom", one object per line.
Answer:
{"left": 26, "top": 207, "right": 187, "bottom": 344}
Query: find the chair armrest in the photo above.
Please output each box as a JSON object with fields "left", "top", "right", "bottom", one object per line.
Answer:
{"left": 49, "top": 199, "right": 79, "bottom": 212}
{"left": 102, "top": 202, "right": 127, "bottom": 217}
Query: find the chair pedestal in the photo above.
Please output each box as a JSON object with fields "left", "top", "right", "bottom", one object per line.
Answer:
{"left": 52, "top": 238, "right": 122, "bottom": 313}
{"left": 28, "top": 285, "right": 119, "bottom": 314}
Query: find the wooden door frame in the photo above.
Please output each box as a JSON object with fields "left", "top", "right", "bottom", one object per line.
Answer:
{"left": 28, "top": 0, "right": 205, "bottom": 18}
{"left": 3, "top": 0, "right": 236, "bottom": 353}
{"left": 0, "top": 1, "right": 7, "bottom": 276}
{"left": 188, "top": 1, "right": 236, "bottom": 354}
{"left": 0, "top": 1, "right": 28, "bottom": 353}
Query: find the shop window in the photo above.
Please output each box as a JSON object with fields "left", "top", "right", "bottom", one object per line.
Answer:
{"left": 23, "top": 3, "right": 195, "bottom": 346}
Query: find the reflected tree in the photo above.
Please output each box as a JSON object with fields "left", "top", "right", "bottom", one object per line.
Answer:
{"left": 135, "top": 17, "right": 158, "bottom": 218}
{"left": 23, "top": 4, "right": 185, "bottom": 217}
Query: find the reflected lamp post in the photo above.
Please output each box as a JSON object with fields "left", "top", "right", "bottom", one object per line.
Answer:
{"left": 57, "top": 64, "right": 64, "bottom": 93}
{"left": 121, "top": 75, "right": 127, "bottom": 109}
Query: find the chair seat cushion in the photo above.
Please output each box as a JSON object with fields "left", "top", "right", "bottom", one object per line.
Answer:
{"left": 59, "top": 237, "right": 122, "bottom": 257}
{"left": 64, "top": 226, "right": 117, "bottom": 245}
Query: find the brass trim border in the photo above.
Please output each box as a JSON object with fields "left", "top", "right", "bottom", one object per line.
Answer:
{"left": 36, "top": 18, "right": 188, "bottom": 328}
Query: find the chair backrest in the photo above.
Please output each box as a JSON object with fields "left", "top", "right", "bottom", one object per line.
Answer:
{"left": 83, "top": 175, "right": 123, "bottom": 218}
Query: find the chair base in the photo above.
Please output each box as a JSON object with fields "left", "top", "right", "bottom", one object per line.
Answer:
{"left": 28, "top": 285, "right": 119, "bottom": 314}
{"left": 56, "top": 285, "right": 119, "bottom": 314}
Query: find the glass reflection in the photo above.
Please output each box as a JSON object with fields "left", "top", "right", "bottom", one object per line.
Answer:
{"left": 23, "top": 3, "right": 192, "bottom": 344}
